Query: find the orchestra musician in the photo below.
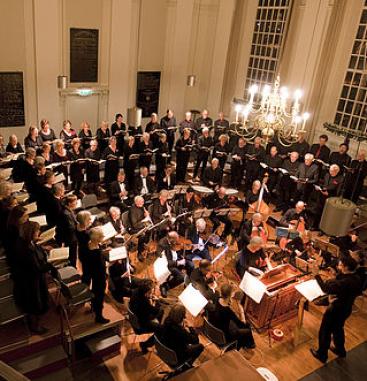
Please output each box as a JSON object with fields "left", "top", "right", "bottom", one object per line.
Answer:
{"left": 175, "top": 128, "right": 194, "bottom": 183}
{"left": 204, "top": 186, "right": 232, "bottom": 240}
{"left": 158, "top": 164, "right": 176, "bottom": 191}
{"left": 193, "top": 127, "right": 214, "bottom": 181}
{"left": 189, "top": 259, "right": 219, "bottom": 303}
{"left": 102, "top": 136, "right": 120, "bottom": 185}
{"left": 128, "top": 196, "right": 151, "bottom": 262}
{"left": 213, "top": 111, "right": 229, "bottom": 142}
{"left": 207, "top": 284, "right": 255, "bottom": 350}
{"left": 186, "top": 218, "right": 212, "bottom": 262}
{"left": 78, "top": 121, "right": 93, "bottom": 150}
{"left": 175, "top": 186, "right": 199, "bottom": 236}
{"left": 297, "top": 153, "right": 319, "bottom": 203}
{"left": 310, "top": 256, "right": 362, "bottom": 363}
{"left": 160, "top": 109, "right": 177, "bottom": 156}
{"left": 151, "top": 189, "right": 172, "bottom": 239}
{"left": 111, "top": 113, "right": 127, "bottom": 152}
{"left": 139, "top": 132, "right": 154, "bottom": 172}
{"left": 202, "top": 158, "right": 223, "bottom": 188}
{"left": 157, "top": 304, "right": 204, "bottom": 366}
{"left": 230, "top": 137, "right": 248, "bottom": 188}
{"left": 134, "top": 166, "right": 156, "bottom": 196}
{"left": 105, "top": 206, "right": 126, "bottom": 236}
{"left": 236, "top": 236, "right": 272, "bottom": 278}
{"left": 59, "top": 120, "right": 77, "bottom": 147}
{"left": 145, "top": 113, "right": 161, "bottom": 148}
{"left": 279, "top": 200, "right": 308, "bottom": 230}
{"left": 108, "top": 170, "right": 131, "bottom": 210}
{"left": 276, "top": 151, "right": 300, "bottom": 212}
{"left": 39, "top": 119, "right": 56, "bottom": 143}
{"left": 129, "top": 279, "right": 164, "bottom": 354}
{"left": 245, "top": 136, "right": 266, "bottom": 189}
{"left": 156, "top": 231, "right": 193, "bottom": 297}
{"left": 96, "top": 120, "right": 111, "bottom": 153}
{"left": 284, "top": 230, "right": 314, "bottom": 265}
{"left": 213, "top": 134, "right": 230, "bottom": 170}
{"left": 237, "top": 213, "right": 267, "bottom": 251}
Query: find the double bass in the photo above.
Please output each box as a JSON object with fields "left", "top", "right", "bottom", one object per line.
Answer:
{"left": 249, "top": 176, "right": 270, "bottom": 221}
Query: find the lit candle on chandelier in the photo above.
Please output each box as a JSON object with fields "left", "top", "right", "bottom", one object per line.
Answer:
{"left": 235, "top": 104, "right": 242, "bottom": 123}
{"left": 302, "top": 112, "right": 310, "bottom": 131}
{"left": 249, "top": 84, "right": 258, "bottom": 105}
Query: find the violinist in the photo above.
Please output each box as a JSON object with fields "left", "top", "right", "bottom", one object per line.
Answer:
{"left": 236, "top": 236, "right": 271, "bottom": 278}
{"left": 186, "top": 218, "right": 212, "bottom": 262}
{"left": 190, "top": 259, "right": 219, "bottom": 303}
{"left": 280, "top": 201, "right": 307, "bottom": 230}
{"left": 285, "top": 231, "right": 314, "bottom": 265}
{"left": 204, "top": 186, "right": 232, "bottom": 240}
{"left": 176, "top": 187, "right": 199, "bottom": 236}
{"left": 157, "top": 165, "right": 176, "bottom": 191}
{"left": 202, "top": 158, "right": 223, "bottom": 188}
{"left": 237, "top": 213, "right": 267, "bottom": 251}
{"left": 151, "top": 189, "right": 172, "bottom": 239}
{"left": 128, "top": 196, "right": 151, "bottom": 262}
{"left": 193, "top": 127, "right": 214, "bottom": 181}
{"left": 157, "top": 231, "right": 193, "bottom": 297}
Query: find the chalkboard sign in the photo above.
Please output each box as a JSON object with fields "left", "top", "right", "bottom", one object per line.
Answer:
{"left": 136, "top": 72, "right": 161, "bottom": 117}
{"left": 70, "top": 28, "right": 99, "bottom": 83}
{"left": 0, "top": 72, "right": 25, "bottom": 127}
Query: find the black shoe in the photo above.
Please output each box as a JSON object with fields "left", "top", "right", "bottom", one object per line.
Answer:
{"left": 330, "top": 346, "right": 346, "bottom": 358}
{"left": 140, "top": 342, "right": 149, "bottom": 354}
{"left": 310, "top": 348, "right": 327, "bottom": 363}
{"left": 160, "top": 285, "right": 168, "bottom": 298}
{"left": 95, "top": 316, "right": 110, "bottom": 324}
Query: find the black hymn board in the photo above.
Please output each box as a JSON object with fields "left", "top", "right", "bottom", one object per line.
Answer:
{"left": 136, "top": 71, "right": 161, "bottom": 117}
{"left": 70, "top": 28, "right": 99, "bottom": 83}
{"left": 0, "top": 72, "right": 25, "bottom": 127}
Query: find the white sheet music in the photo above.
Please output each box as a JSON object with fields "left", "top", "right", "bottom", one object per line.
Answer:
{"left": 101, "top": 222, "right": 117, "bottom": 241}
{"left": 24, "top": 202, "right": 37, "bottom": 215}
{"left": 53, "top": 173, "right": 66, "bottom": 184}
{"left": 38, "top": 227, "right": 56, "bottom": 245}
{"left": 29, "top": 215, "right": 47, "bottom": 226}
{"left": 153, "top": 255, "right": 171, "bottom": 285}
{"left": 48, "top": 247, "right": 69, "bottom": 262}
{"left": 0, "top": 167, "right": 12, "bottom": 179}
{"left": 295, "top": 279, "right": 325, "bottom": 302}
{"left": 11, "top": 182, "right": 24, "bottom": 193}
{"left": 108, "top": 246, "right": 127, "bottom": 261}
{"left": 179, "top": 284, "right": 208, "bottom": 317}
{"left": 239, "top": 271, "right": 267, "bottom": 304}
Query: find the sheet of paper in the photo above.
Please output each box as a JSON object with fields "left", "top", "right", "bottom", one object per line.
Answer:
{"left": 179, "top": 284, "right": 208, "bottom": 317}
{"left": 29, "top": 215, "right": 47, "bottom": 226}
{"left": 38, "top": 227, "right": 56, "bottom": 245}
{"left": 239, "top": 271, "right": 267, "bottom": 304}
{"left": 0, "top": 167, "right": 12, "bottom": 179}
{"left": 24, "top": 202, "right": 37, "bottom": 215}
{"left": 101, "top": 222, "right": 117, "bottom": 241}
{"left": 295, "top": 279, "right": 325, "bottom": 302}
{"left": 153, "top": 255, "right": 171, "bottom": 285}
{"left": 53, "top": 173, "right": 66, "bottom": 184}
{"left": 11, "top": 182, "right": 24, "bottom": 193}
{"left": 108, "top": 246, "right": 127, "bottom": 261}
{"left": 48, "top": 247, "right": 69, "bottom": 262}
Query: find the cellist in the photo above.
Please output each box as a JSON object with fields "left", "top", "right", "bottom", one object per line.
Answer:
{"left": 237, "top": 213, "right": 268, "bottom": 251}
{"left": 279, "top": 200, "right": 308, "bottom": 231}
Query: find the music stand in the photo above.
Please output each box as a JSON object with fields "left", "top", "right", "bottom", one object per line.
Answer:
{"left": 178, "top": 284, "right": 208, "bottom": 317}
{"left": 193, "top": 208, "right": 213, "bottom": 219}
{"left": 239, "top": 272, "right": 266, "bottom": 304}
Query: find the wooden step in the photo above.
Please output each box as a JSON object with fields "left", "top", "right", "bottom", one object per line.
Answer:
{"left": 10, "top": 345, "right": 68, "bottom": 380}
{"left": 85, "top": 332, "right": 121, "bottom": 360}
{"left": 0, "top": 299, "right": 25, "bottom": 326}
{"left": 33, "top": 367, "right": 73, "bottom": 381}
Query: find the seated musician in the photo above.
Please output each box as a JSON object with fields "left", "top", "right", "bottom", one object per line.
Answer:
{"left": 330, "top": 230, "right": 360, "bottom": 256}
{"left": 186, "top": 218, "right": 212, "bottom": 262}
{"left": 213, "top": 134, "right": 230, "bottom": 170}
{"left": 157, "top": 231, "right": 193, "bottom": 297}
{"left": 276, "top": 151, "right": 300, "bottom": 212}
{"left": 193, "top": 127, "right": 214, "bottom": 181}
{"left": 202, "top": 158, "right": 223, "bottom": 188}
{"left": 106, "top": 206, "right": 126, "bottom": 236}
{"left": 157, "top": 164, "right": 176, "bottom": 191}
{"left": 280, "top": 200, "right": 308, "bottom": 229}
{"left": 157, "top": 304, "right": 204, "bottom": 367}
{"left": 176, "top": 186, "right": 199, "bottom": 236}
{"left": 230, "top": 137, "right": 248, "bottom": 188}
{"left": 129, "top": 279, "right": 164, "bottom": 354}
{"left": 204, "top": 186, "right": 232, "bottom": 240}
{"left": 128, "top": 196, "right": 151, "bottom": 262}
{"left": 108, "top": 169, "right": 131, "bottom": 210}
{"left": 190, "top": 259, "right": 219, "bottom": 303}
{"left": 109, "top": 258, "right": 142, "bottom": 303}
{"left": 285, "top": 230, "right": 314, "bottom": 265}
{"left": 151, "top": 189, "right": 172, "bottom": 239}
{"left": 236, "top": 236, "right": 271, "bottom": 278}
{"left": 134, "top": 166, "right": 156, "bottom": 196}
{"left": 246, "top": 179, "right": 270, "bottom": 206}
{"left": 237, "top": 213, "right": 267, "bottom": 251}
{"left": 207, "top": 284, "right": 255, "bottom": 350}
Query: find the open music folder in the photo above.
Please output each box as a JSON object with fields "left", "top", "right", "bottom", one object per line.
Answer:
{"left": 38, "top": 227, "right": 56, "bottom": 245}
{"left": 48, "top": 247, "right": 69, "bottom": 262}
{"left": 107, "top": 246, "right": 127, "bottom": 261}
{"left": 179, "top": 284, "right": 208, "bottom": 317}
{"left": 295, "top": 279, "right": 325, "bottom": 302}
{"left": 239, "top": 271, "right": 267, "bottom": 304}
{"left": 101, "top": 222, "right": 117, "bottom": 241}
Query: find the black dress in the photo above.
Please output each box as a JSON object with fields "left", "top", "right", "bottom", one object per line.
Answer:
{"left": 96, "top": 128, "right": 111, "bottom": 153}
{"left": 68, "top": 147, "right": 85, "bottom": 192}
{"left": 175, "top": 137, "right": 193, "bottom": 183}
{"left": 78, "top": 129, "right": 93, "bottom": 150}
